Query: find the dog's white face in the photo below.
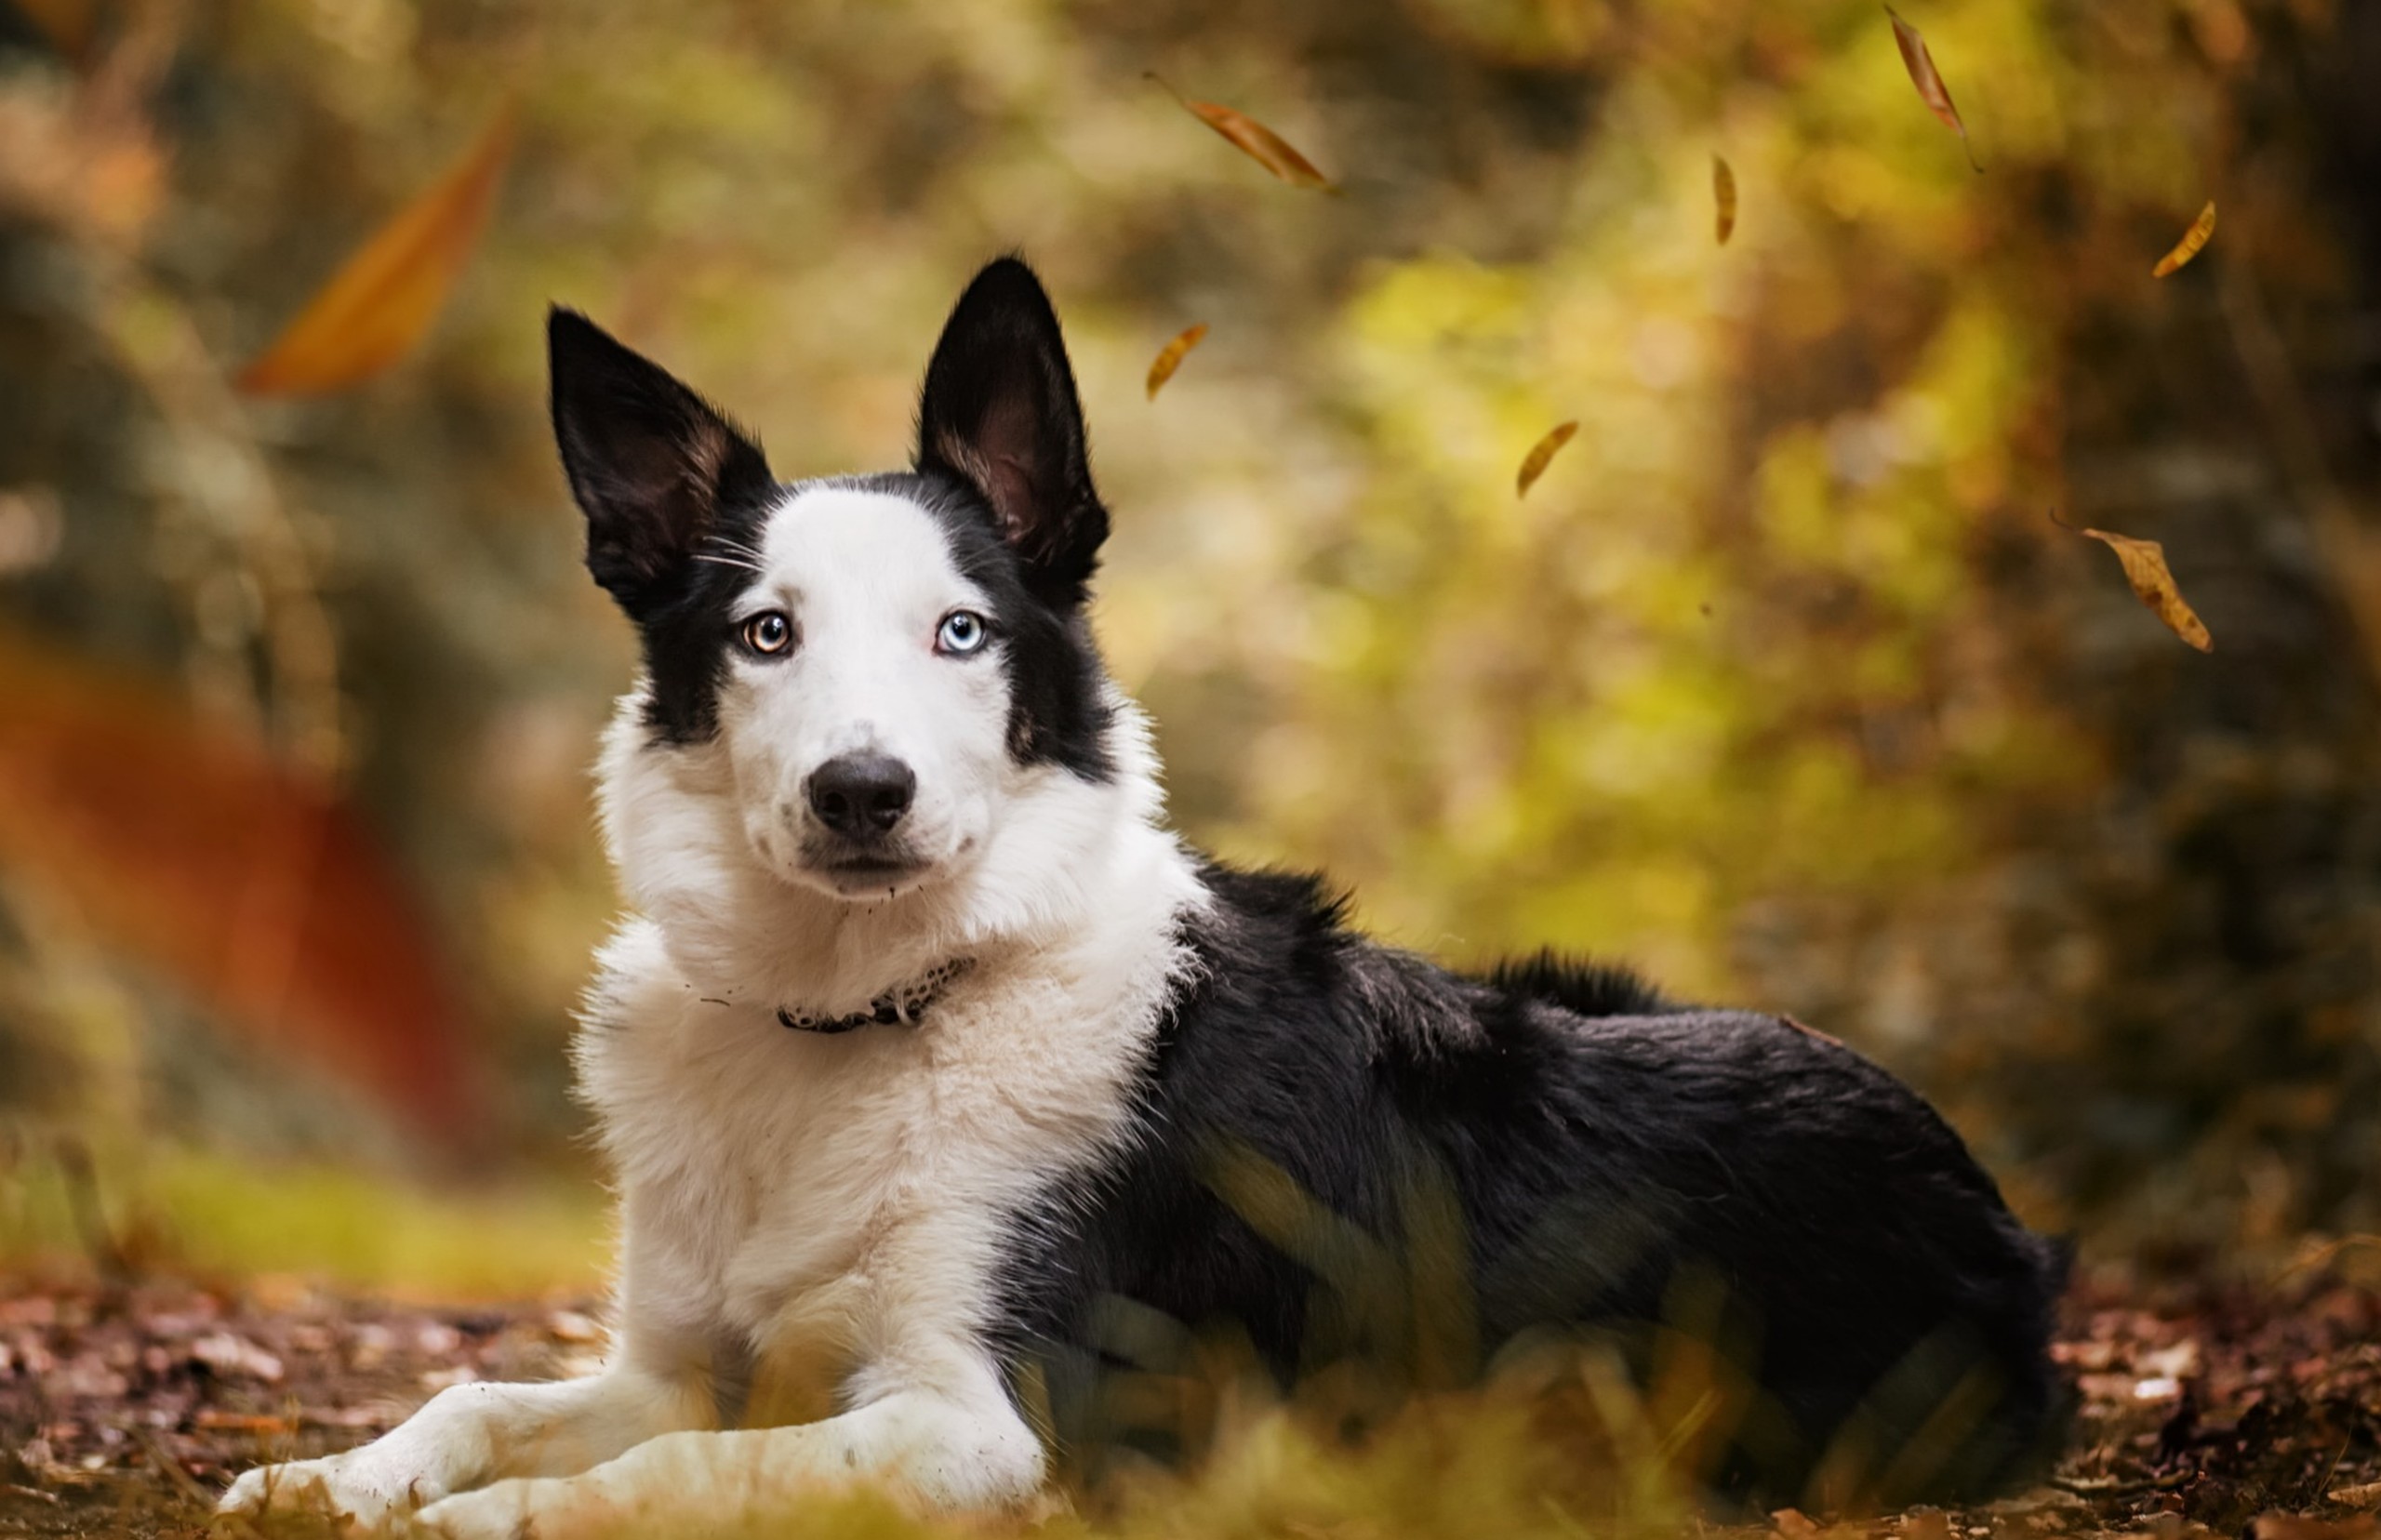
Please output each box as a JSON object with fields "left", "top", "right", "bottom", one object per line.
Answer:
{"left": 717, "top": 485, "right": 1012, "bottom": 900}
{"left": 548, "top": 261, "right": 1131, "bottom": 1002}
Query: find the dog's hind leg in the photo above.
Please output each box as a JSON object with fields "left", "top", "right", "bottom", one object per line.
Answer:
{"left": 218, "top": 1355, "right": 717, "bottom": 1530}
{"left": 413, "top": 1350, "right": 1044, "bottom": 1539}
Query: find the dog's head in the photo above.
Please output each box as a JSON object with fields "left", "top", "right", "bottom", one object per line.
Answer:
{"left": 551, "top": 259, "right": 1124, "bottom": 913}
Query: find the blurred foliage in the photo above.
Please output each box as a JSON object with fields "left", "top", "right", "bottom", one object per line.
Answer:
{"left": 1, "top": 0, "right": 2379, "bottom": 1288}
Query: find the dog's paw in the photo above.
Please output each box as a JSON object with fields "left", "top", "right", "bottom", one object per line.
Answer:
{"left": 416, "top": 1476, "right": 603, "bottom": 1540}
{"left": 219, "top": 1452, "right": 452, "bottom": 1532}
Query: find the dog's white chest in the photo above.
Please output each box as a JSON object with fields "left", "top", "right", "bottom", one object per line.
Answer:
{"left": 576, "top": 915, "right": 1184, "bottom": 1370}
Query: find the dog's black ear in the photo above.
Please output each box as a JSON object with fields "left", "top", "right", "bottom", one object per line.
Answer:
{"left": 916, "top": 258, "right": 1109, "bottom": 604}
{"left": 548, "top": 308, "right": 772, "bottom": 617}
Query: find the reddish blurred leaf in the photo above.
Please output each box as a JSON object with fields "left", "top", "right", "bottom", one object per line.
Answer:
{"left": 0, "top": 630, "right": 482, "bottom": 1139}
{"left": 1516, "top": 421, "right": 1579, "bottom": 498}
{"left": 1886, "top": 7, "right": 1980, "bottom": 171}
{"left": 1147, "top": 73, "right": 1337, "bottom": 192}
{"left": 9, "top": 0, "right": 93, "bottom": 59}
{"left": 2154, "top": 201, "right": 2218, "bottom": 278}
{"left": 1713, "top": 154, "right": 1737, "bottom": 245}
{"left": 2068, "top": 524, "right": 2215, "bottom": 653}
{"left": 236, "top": 104, "right": 515, "bottom": 395}
{"left": 1146, "top": 323, "right": 1209, "bottom": 400}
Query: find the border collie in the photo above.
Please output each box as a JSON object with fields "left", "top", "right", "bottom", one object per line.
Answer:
{"left": 225, "top": 259, "right": 2067, "bottom": 1537}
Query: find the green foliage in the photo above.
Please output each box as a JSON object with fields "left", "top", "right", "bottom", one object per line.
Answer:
{"left": 2, "top": 0, "right": 2378, "bottom": 1276}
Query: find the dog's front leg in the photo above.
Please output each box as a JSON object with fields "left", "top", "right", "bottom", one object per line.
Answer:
{"left": 415, "top": 1366, "right": 1044, "bottom": 1539}
{"left": 218, "top": 1359, "right": 714, "bottom": 1530}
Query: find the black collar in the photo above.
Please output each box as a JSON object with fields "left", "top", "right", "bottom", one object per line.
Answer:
{"left": 778, "top": 958, "right": 973, "bottom": 1034}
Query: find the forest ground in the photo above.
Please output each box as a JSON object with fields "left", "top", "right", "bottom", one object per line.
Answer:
{"left": 1, "top": 1268, "right": 2377, "bottom": 1540}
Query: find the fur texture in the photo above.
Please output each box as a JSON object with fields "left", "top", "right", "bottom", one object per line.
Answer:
{"left": 223, "top": 259, "right": 2066, "bottom": 1539}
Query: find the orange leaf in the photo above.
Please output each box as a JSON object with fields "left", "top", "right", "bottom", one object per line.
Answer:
{"left": 1147, "top": 73, "right": 1337, "bottom": 192}
{"left": 0, "top": 629, "right": 485, "bottom": 1139}
{"left": 2154, "top": 201, "right": 2218, "bottom": 278}
{"left": 237, "top": 104, "right": 516, "bottom": 395}
{"left": 1713, "top": 154, "right": 1737, "bottom": 246}
{"left": 1516, "top": 421, "right": 1579, "bottom": 498}
{"left": 11, "top": 0, "right": 94, "bottom": 59}
{"left": 2078, "top": 526, "right": 2215, "bottom": 652}
{"left": 1146, "top": 324, "right": 1210, "bottom": 400}
{"left": 1886, "top": 7, "right": 1980, "bottom": 171}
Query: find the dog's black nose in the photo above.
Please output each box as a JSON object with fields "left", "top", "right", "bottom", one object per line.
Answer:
{"left": 806, "top": 753, "right": 916, "bottom": 836}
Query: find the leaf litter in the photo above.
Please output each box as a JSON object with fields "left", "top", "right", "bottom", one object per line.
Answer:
{"left": 6, "top": 1269, "right": 2381, "bottom": 1537}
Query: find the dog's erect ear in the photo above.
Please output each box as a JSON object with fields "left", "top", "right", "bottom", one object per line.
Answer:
{"left": 916, "top": 259, "right": 1110, "bottom": 604}
{"left": 548, "top": 308, "right": 772, "bottom": 617}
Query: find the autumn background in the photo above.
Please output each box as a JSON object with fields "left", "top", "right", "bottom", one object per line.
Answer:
{"left": 2, "top": 0, "right": 2378, "bottom": 1313}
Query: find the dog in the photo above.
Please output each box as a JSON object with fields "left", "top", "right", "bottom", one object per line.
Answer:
{"left": 223, "top": 258, "right": 2067, "bottom": 1537}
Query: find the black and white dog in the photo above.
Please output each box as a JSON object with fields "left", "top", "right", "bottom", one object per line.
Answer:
{"left": 225, "top": 259, "right": 2066, "bottom": 1536}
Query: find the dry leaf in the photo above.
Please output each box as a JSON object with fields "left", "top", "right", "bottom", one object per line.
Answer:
{"left": 2249, "top": 1517, "right": 2378, "bottom": 1540}
{"left": 1146, "top": 323, "right": 1210, "bottom": 399}
{"left": 1516, "top": 421, "right": 1579, "bottom": 498}
{"left": 1886, "top": 7, "right": 1981, "bottom": 171}
{"left": 237, "top": 104, "right": 516, "bottom": 395}
{"left": 1147, "top": 73, "right": 1337, "bottom": 192}
{"left": 1772, "top": 1509, "right": 1825, "bottom": 1540}
{"left": 1713, "top": 154, "right": 1737, "bottom": 245}
{"left": 0, "top": 628, "right": 484, "bottom": 1137}
{"left": 11, "top": 0, "right": 93, "bottom": 58}
{"left": 2330, "top": 1482, "right": 2381, "bottom": 1511}
{"left": 2154, "top": 201, "right": 2218, "bottom": 278}
{"left": 2079, "top": 525, "right": 2215, "bottom": 652}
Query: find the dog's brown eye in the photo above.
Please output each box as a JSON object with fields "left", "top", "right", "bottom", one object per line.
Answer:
{"left": 741, "top": 611, "right": 794, "bottom": 656}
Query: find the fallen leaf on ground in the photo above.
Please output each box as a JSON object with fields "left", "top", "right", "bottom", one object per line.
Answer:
{"left": 1147, "top": 324, "right": 1210, "bottom": 399}
{"left": 2250, "top": 1517, "right": 2378, "bottom": 1540}
{"left": 2155, "top": 201, "right": 2218, "bottom": 278}
{"left": 1773, "top": 1508, "right": 1824, "bottom": 1540}
{"left": 2076, "top": 524, "right": 2215, "bottom": 652}
{"left": 1516, "top": 421, "right": 1579, "bottom": 498}
{"left": 1147, "top": 73, "right": 1337, "bottom": 192}
{"left": 237, "top": 103, "right": 516, "bottom": 394}
{"left": 1886, "top": 7, "right": 1981, "bottom": 170}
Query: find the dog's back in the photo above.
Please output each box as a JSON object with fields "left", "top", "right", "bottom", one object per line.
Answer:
{"left": 998, "top": 866, "right": 2067, "bottom": 1506}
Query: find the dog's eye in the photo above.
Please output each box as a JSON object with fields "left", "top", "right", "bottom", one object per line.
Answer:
{"left": 741, "top": 611, "right": 794, "bottom": 656}
{"left": 935, "top": 610, "right": 989, "bottom": 657}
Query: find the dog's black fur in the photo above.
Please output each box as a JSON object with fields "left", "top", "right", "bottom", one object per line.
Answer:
{"left": 559, "top": 257, "right": 2069, "bottom": 1508}
{"left": 993, "top": 868, "right": 2068, "bottom": 1503}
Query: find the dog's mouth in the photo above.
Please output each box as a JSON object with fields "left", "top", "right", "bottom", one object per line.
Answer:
{"left": 802, "top": 847, "right": 937, "bottom": 898}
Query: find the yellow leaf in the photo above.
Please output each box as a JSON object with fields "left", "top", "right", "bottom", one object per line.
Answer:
{"left": 1713, "top": 154, "right": 1737, "bottom": 246}
{"left": 2081, "top": 526, "right": 2215, "bottom": 652}
{"left": 1885, "top": 7, "right": 1980, "bottom": 171}
{"left": 1147, "top": 73, "right": 1337, "bottom": 192}
{"left": 2154, "top": 201, "right": 2218, "bottom": 278}
{"left": 1516, "top": 421, "right": 1579, "bottom": 498}
{"left": 1146, "top": 323, "right": 1209, "bottom": 400}
{"left": 237, "top": 104, "right": 516, "bottom": 395}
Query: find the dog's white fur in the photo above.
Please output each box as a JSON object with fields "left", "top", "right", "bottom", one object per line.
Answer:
{"left": 222, "top": 488, "right": 1206, "bottom": 1536}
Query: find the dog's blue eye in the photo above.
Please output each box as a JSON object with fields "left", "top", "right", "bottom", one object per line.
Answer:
{"left": 936, "top": 610, "right": 988, "bottom": 656}
{"left": 741, "top": 611, "right": 793, "bottom": 656}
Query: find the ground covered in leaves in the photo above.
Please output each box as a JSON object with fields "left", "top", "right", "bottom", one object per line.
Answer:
{"left": 2, "top": 1270, "right": 2377, "bottom": 1540}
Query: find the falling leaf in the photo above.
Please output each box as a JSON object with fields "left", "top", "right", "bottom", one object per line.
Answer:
{"left": 1146, "top": 73, "right": 1338, "bottom": 192}
{"left": 2154, "top": 201, "right": 2218, "bottom": 278}
{"left": 1516, "top": 421, "right": 1580, "bottom": 498}
{"left": 1146, "top": 323, "right": 1210, "bottom": 399}
{"left": 11, "top": 0, "right": 93, "bottom": 59}
{"left": 237, "top": 104, "right": 516, "bottom": 395}
{"left": 1713, "top": 154, "right": 1737, "bottom": 245}
{"left": 1885, "top": 7, "right": 1981, "bottom": 171}
{"left": 0, "top": 628, "right": 486, "bottom": 1138}
{"left": 2076, "top": 525, "right": 2215, "bottom": 652}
